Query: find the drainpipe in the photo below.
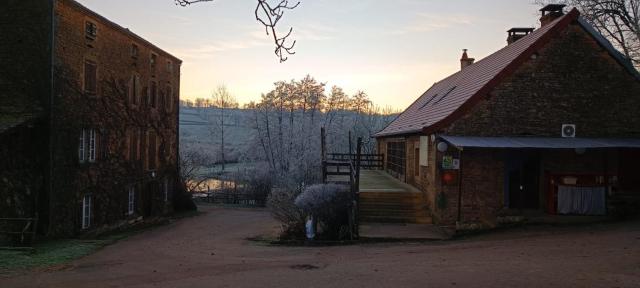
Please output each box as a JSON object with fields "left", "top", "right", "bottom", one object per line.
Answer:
{"left": 47, "top": 0, "right": 56, "bottom": 236}
{"left": 457, "top": 148, "right": 464, "bottom": 223}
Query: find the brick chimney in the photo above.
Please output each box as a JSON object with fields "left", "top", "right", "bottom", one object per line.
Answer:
{"left": 540, "top": 4, "right": 566, "bottom": 26}
{"left": 460, "top": 49, "right": 475, "bottom": 70}
{"left": 507, "top": 28, "right": 534, "bottom": 45}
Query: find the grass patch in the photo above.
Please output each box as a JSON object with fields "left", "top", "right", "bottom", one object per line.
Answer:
{"left": 0, "top": 222, "right": 163, "bottom": 275}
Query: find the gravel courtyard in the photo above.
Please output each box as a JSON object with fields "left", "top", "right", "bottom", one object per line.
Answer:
{"left": 1, "top": 206, "right": 639, "bottom": 288}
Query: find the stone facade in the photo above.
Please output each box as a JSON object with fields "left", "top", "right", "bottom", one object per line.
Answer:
{"left": 377, "top": 17, "right": 640, "bottom": 228}
{"left": 1, "top": 0, "right": 181, "bottom": 237}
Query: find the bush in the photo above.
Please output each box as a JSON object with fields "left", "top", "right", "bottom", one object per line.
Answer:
{"left": 267, "top": 185, "right": 306, "bottom": 240}
{"left": 294, "top": 183, "right": 353, "bottom": 240}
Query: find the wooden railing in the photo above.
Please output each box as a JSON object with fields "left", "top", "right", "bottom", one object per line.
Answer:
{"left": 326, "top": 153, "right": 384, "bottom": 170}
{"left": 0, "top": 217, "right": 38, "bottom": 249}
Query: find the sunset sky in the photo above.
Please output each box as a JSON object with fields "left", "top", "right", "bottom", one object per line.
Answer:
{"left": 76, "top": 0, "right": 542, "bottom": 110}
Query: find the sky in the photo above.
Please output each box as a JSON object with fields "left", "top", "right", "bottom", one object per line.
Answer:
{"left": 76, "top": 0, "right": 543, "bottom": 110}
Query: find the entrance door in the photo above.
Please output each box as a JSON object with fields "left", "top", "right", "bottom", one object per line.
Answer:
{"left": 507, "top": 151, "right": 540, "bottom": 209}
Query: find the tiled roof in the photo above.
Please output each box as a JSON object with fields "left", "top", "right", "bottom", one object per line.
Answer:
{"left": 375, "top": 9, "right": 581, "bottom": 137}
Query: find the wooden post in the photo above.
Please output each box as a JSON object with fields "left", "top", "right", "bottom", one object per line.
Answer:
{"left": 348, "top": 130, "right": 352, "bottom": 156}
{"left": 355, "top": 137, "right": 362, "bottom": 193}
{"left": 321, "top": 127, "right": 327, "bottom": 183}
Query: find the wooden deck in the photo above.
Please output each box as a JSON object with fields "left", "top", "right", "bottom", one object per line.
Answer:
{"left": 358, "top": 170, "right": 420, "bottom": 193}
{"left": 326, "top": 169, "right": 420, "bottom": 193}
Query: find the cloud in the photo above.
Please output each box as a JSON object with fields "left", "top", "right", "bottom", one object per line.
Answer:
{"left": 390, "top": 12, "right": 475, "bottom": 35}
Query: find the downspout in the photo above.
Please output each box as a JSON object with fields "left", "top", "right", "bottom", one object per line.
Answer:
{"left": 47, "top": 0, "right": 56, "bottom": 236}
{"left": 456, "top": 148, "right": 463, "bottom": 223}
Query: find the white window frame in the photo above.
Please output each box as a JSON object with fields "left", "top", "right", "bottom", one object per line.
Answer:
{"left": 82, "top": 194, "right": 92, "bottom": 229}
{"left": 88, "top": 129, "right": 96, "bottom": 162}
{"left": 78, "top": 129, "right": 86, "bottom": 163}
{"left": 128, "top": 186, "right": 135, "bottom": 215}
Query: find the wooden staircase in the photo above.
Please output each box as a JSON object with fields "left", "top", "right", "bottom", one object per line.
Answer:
{"left": 358, "top": 192, "right": 432, "bottom": 224}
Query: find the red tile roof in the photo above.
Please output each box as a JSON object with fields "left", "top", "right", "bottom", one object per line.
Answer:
{"left": 375, "top": 9, "right": 580, "bottom": 137}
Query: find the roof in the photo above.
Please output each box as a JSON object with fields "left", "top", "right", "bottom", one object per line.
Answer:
{"left": 375, "top": 9, "right": 639, "bottom": 138}
{"left": 440, "top": 135, "right": 640, "bottom": 149}
{"left": 65, "top": 0, "right": 182, "bottom": 63}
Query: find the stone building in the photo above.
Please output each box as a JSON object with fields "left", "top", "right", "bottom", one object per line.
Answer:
{"left": 374, "top": 5, "right": 640, "bottom": 229}
{"left": 1, "top": 0, "right": 181, "bottom": 237}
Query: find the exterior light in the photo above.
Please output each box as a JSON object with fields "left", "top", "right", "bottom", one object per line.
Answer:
{"left": 437, "top": 142, "right": 449, "bottom": 152}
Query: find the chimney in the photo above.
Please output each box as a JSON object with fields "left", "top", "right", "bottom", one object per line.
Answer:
{"left": 507, "top": 28, "right": 535, "bottom": 45}
{"left": 460, "top": 49, "right": 475, "bottom": 70}
{"left": 540, "top": 4, "right": 566, "bottom": 26}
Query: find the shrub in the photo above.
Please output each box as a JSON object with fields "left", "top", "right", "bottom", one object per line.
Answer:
{"left": 294, "top": 183, "right": 353, "bottom": 240}
{"left": 267, "top": 185, "right": 306, "bottom": 240}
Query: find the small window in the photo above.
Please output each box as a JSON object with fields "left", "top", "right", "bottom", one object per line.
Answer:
{"left": 130, "top": 74, "right": 140, "bottom": 105}
{"left": 128, "top": 187, "right": 135, "bottom": 215}
{"left": 82, "top": 194, "right": 92, "bottom": 229}
{"left": 78, "top": 129, "right": 86, "bottom": 163}
{"left": 131, "top": 44, "right": 139, "bottom": 58}
{"left": 415, "top": 147, "right": 420, "bottom": 176}
{"left": 148, "top": 131, "right": 157, "bottom": 170}
{"left": 150, "top": 53, "right": 157, "bottom": 71}
{"left": 167, "top": 61, "right": 173, "bottom": 74}
{"left": 149, "top": 81, "right": 157, "bottom": 108}
{"left": 83, "top": 60, "right": 97, "bottom": 95}
{"left": 165, "top": 86, "right": 173, "bottom": 112}
{"left": 88, "top": 129, "right": 96, "bottom": 162}
{"left": 129, "top": 129, "right": 137, "bottom": 161}
{"left": 85, "top": 21, "right": 97, "bottom": 40}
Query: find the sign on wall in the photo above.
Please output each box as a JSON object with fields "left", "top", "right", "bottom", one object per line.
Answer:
{"left": 419, "top": 136, "right": 429, "bottom": 166}
{"left": 442, "top": 155, "right": 460, "bottom": 170}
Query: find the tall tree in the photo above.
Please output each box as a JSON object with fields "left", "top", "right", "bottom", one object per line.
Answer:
{"left": 209, "top": 85, "right": 238, "bottom": 171}
{"left": 537, "top": 0, "right": 640, "bottom": 67}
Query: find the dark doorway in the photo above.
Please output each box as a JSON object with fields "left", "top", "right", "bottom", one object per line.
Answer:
{"left": 507, "top": 151, "right": 540, "bottom": 209}
{"left": 143, "top": 181, "right": 158, "bottom": 217}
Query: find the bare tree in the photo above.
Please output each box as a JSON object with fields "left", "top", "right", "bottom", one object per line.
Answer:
{"left": 537, "top": 0, "right": 640, "bottom": 67}
{"left": 209, "top": 85, "right": 238, "bottom": 171}
{"left": 174, "top": 0, "right": 300, "bottom": 62}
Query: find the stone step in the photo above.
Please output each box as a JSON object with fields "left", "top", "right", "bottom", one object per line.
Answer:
{"left": 359, "top": 215, "right": 433, "bottom": 224}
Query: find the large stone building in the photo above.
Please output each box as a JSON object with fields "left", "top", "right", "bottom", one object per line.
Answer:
{"left": 1, "top": 0, "right": 181, "bottom": 237}
{"left": 374, "top": 5, "right": 640, "bottom": 228}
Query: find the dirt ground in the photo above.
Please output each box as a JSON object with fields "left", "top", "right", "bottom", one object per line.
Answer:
{"left": 1, "top": 206, "right": 639, "bottom": 288}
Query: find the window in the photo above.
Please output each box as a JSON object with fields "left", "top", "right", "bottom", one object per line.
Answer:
{"left": 129, "top": 129, "right": 138, "bottom": 161}
{"left": 415, "top": 147, "right": 420, "bottom": 177}
{"left": 78, "top": 128, "right": 97, "bottom": 163}
{"left": 150, "top": 53, "right": 157, "bottom": 71}
{"left": 165, "top": 86, "right": 173, "bottom": 112}
{"left": 167, "top": 61, "right": 173, "bottom": 74}
{"left": 149, "top": 81, "right": 157, "bottom": 108}
{"left": 83, "top": 60, "right": 97, "bottom": 95}
{"left": 148, "top": 131, "right": 157, "bottom": 170}
{"left": 131, "top": 43, "right": 139, "bottom": 58}
{"left": 130, "top": 74, "right": 140, "bottom": 105}
{"left": 88, "top": 129, "right": 96, "bottom": 162}
{"left": 85, "top": 21, "right": 97, "bottom": 40}
{"left": 128, "top": 187, "right": 135, "bottom": 215}
{"left": 82, "top": 194, "right": 92, "bottom": 229}
{"left": 78, "top": 129, "right": 86, "bottom": 163}
{"left": 387, "top": 141, "right": 406, "bottom": 177}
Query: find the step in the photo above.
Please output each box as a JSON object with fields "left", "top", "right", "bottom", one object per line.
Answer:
{"left": 359, "top": 215, "right": 433, "bottom": 224}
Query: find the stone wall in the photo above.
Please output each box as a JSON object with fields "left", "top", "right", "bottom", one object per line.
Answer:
{"left": 47, "top": 0, "right": 181, "bottom": 236}
{"left": 446, "top": 22, "right": 640, "bottom": 138}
